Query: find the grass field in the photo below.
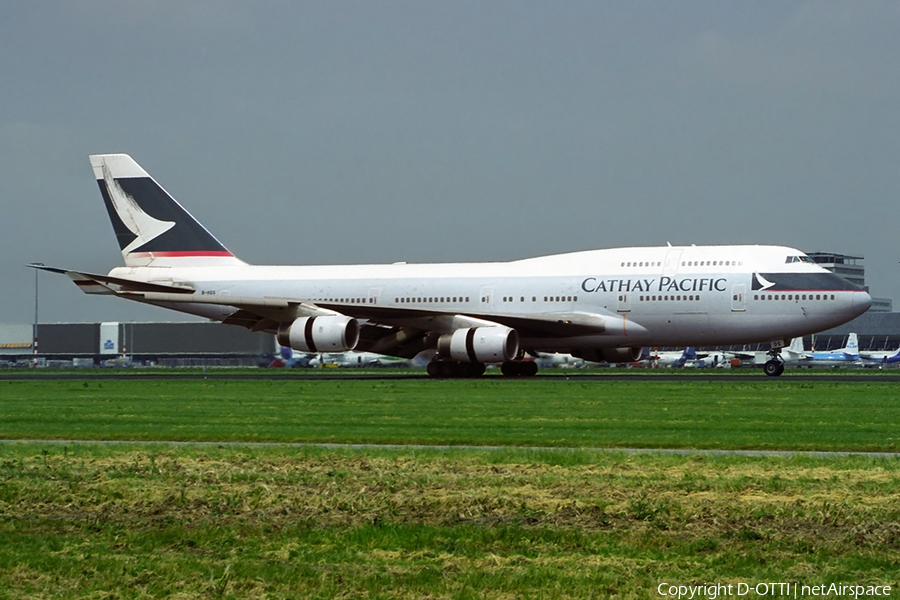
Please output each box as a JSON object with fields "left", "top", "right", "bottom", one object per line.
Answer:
{"left": 2, "top": 377, "right": 900, "bottom": 451}
{"left": 1, "top": 376, "right": 899, "bottom": 598}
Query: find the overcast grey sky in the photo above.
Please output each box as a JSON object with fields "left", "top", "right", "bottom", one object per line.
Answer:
{"left": 2, "top": 1, "right": 899, "bottom": 324}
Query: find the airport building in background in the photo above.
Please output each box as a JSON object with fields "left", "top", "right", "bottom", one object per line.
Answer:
{"left": 1, "top": 322, "right": 275, "bottom": 367}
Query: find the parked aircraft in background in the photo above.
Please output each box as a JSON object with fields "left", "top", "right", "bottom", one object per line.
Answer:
{"left": 701, "top": 351, "right": 737, "bottom": 368}
{"left": 806, "top": 333, "right": 861, "bottom": 365}
{"left": 32, "top": 154, "right": 871, "bottom": 377}
{"left": 651, "top": 347, "right": 705, "bottom": 368}
{"left": 859, "top": 342, "right": 900, "bottom": 366}
{"left": 779, "top": 337, "right": 812, "bottom": 366}
{"left": 271, "top": 347, "right": 410, "bottom": 368}
{"left": 533, "top": 352, "right": 586, "bottom": 369}
{"left": 785, "top": 333, "right": 863, "bottom": 369}
{"left": 310, "top": 351, "right": 411, "bottom": 368}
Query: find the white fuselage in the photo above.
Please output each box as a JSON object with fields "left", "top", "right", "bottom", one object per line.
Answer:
{"left": 110, "top": 244, "right": 871, "bottom": 352}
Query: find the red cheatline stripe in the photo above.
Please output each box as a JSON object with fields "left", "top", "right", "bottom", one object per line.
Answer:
{"left": 129, "top": 251, "right": 235, "bottom": 258}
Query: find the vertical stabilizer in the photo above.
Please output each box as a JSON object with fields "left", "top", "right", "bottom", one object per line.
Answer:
{"left": 845, "top": 333, "right": 859, "bottom": 357}
{"left": 90, "top": 154, "right": 244, "bottom": 267}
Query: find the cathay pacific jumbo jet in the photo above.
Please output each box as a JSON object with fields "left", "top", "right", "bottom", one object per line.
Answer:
{"left": 32, "top": 154, "right": 871, "bottom": 377}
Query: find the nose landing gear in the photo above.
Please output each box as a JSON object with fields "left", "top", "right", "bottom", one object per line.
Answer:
{"left": 763, "top": 348, "right": 785, "bottom": 377}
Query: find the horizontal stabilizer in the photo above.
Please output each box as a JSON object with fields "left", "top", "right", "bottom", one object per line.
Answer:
{"left": 28, "top": 263, "right": 195, "bottom": 295}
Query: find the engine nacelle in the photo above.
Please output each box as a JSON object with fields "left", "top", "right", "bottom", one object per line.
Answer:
{"left": 276, "top": 315, "right": 360, "bottom": 353}
{"left": 574, "top": 347, "right": 643, "bottom": 364}
{"left": 437, "top": 327, "right": 519, "bottom": 364}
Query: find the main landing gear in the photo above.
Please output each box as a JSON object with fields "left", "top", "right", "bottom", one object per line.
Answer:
{"left": 426, "top": 360, "right": 486, "bottom": 378}
{"left": 500, "top": 360, "right": 538, "bottom": 377}
{"left": 425, "top": 359, "right": 539, "bottom": 378}
{"left": 763, "top": 348, "right": 785, "bottom": 377}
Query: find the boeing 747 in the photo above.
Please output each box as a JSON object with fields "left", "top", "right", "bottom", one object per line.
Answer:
{"left": 31, "top": 154, "right": 872, "bottom": 377}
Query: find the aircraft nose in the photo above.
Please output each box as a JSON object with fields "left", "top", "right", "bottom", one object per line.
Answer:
{"left": 854, "top": 291, "right": 873, "bottom": 315}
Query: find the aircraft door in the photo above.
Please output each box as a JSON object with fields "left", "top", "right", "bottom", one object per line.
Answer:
{"left": 663, "top": 249, "right": 682, "bottom": 277}
{"left": 617, "top": 292, "right": 631, "bottom": 313}
{"left": 368, "top": 288, "right": 381, "bottom": 305}
{"left": 480, "top": 286, "right": 494, "bottom": 310}
{"left": 731, "top": 284, "right": 746, "bottom": 312}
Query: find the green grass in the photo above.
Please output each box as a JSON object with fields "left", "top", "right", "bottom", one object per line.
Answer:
{"left": 2, "top": 378, "right": 900, "bottom": 451}
{"left": 1, "top": 444, "right": 899, "bottom": 598}
{"left": 2, "top": 377, "right": 900, "bottom": 597}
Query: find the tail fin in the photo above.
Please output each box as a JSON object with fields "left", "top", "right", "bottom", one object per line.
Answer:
{"left": 90, "top": 154, "right": 244, "bottom": 267}
{"left": 845, "top": 333, "right": 859, "bottom": 356}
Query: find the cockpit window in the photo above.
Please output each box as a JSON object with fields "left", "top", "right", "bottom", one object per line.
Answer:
{"left": 786, "top": 255, "right": 816, "bottom": 264}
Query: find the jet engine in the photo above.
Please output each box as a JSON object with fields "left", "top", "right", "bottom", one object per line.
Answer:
{"left": 574, "top": 347, "right": 643, "bottom": 364}
{"left": 276, "top": 315, "right": 360, "bottom": 353}
{"left": 437, "top": 327, "right": 519, "bottom": 364}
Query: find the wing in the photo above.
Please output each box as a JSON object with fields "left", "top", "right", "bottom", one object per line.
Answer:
{"left": 35, "top": 267, "right": 628, "bottom": 359}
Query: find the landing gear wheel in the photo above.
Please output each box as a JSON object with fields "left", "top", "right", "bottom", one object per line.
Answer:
{"left": 763, "top": 345, "right": 786, "bottom": 377}
{"left": 426, "top": 361, "right": 440, "bottom": 377}
{"left": 501, "top": 361, "right": 539, "bottom": 377}
{"left": 763, "top": 359, "right": 785, "bottom": 377}
{"left": 426, "top": 360, "right": 486, "bottom": 378}
{"left": 439, "top": 362, "right": 456, "bottom": 378}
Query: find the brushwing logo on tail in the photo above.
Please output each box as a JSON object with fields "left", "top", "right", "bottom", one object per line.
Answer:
{"left": 101, "top": 162, "right": 175, "bottom": 254}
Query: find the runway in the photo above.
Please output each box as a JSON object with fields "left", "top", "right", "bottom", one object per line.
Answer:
{"left": 2, "top": 438, "right": 899, "bottom": 459}
{"left": 2, "top": 371, "right": 900, "bottom": 382}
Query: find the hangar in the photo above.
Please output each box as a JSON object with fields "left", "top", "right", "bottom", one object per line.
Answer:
{"left": 1, "top": 322, "right": 275, "bottom": 367}
{"left": 810, "top": 312, "right": 900, "bottom": 352}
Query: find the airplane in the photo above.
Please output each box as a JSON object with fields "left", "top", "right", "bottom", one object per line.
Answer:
{"left": 308, "top": 351, "right": 412, "bottom": 368}
{"left": 860, "top": 345, "right": 900, "bottom": 367}
{"left": 747, "top": 336, "right": 807, "bottom": 368}
{"left": 651, "top": 347, "right": 706, "bottom": 368}
{"left": 30, "top": 154, "right": 872, "bottom": 378}
{"left": 533, "top": 352, "right": 587, "bottom": 369}
{"left": 783, "top": 333, "right": 863, "bottom": 368}
{"left": 267, "top": 346, "right": 314, "bottom": 368}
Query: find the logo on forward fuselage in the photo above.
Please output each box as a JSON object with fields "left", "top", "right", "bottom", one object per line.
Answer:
{"left": 580, "top": 277, "right": 728, "bottom": 294}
